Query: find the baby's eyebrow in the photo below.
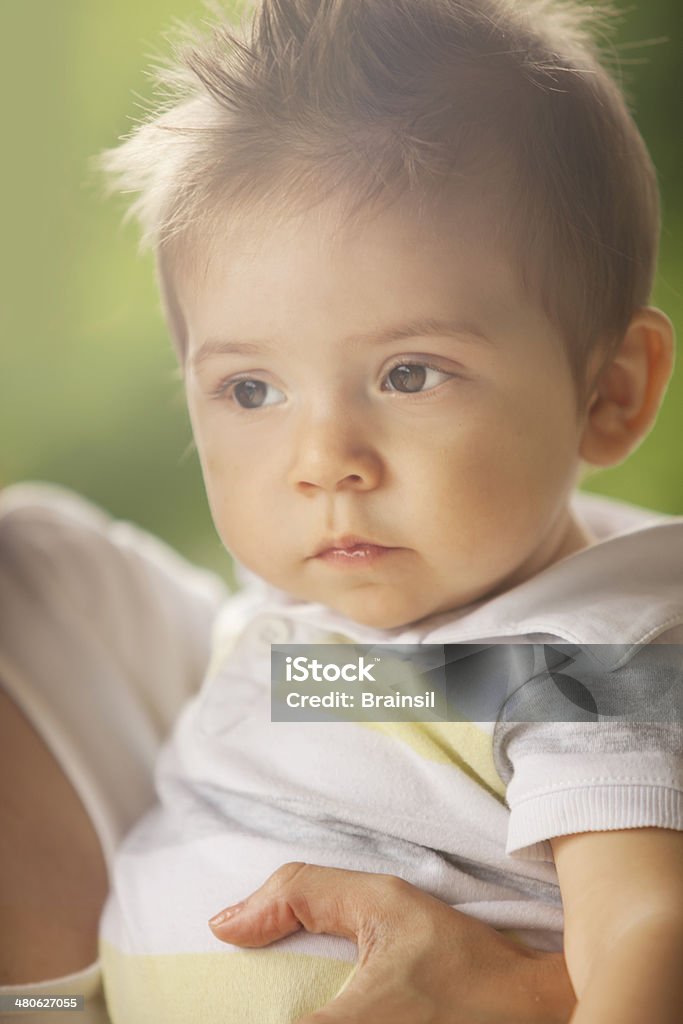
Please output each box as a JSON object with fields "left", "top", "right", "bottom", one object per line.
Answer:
{"left": 191, "top": 316, "right": 491, "bottom": 368}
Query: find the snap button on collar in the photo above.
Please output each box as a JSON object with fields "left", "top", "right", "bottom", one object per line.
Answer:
{"left": 251, "top": 615, "right": 293, "bottom": 646}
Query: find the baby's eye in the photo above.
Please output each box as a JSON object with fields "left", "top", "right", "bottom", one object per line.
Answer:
{"left": 383, "top": 363, "right": 452, "bottom": 393}
{"left": 229, "top": 379, "right": 285, "bottom": 409}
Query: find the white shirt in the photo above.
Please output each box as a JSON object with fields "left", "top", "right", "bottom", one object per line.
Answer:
{"left": 98, "top": 488, "right": 683, "bottom": 1024}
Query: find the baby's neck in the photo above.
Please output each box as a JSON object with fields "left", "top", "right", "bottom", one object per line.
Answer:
{"left": 548, "top": 512, "right": 596, "bottom": 565}
{"left": 487, "top": 508, "right": 595, "bottom": 606}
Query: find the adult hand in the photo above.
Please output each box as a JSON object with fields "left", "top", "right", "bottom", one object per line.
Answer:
{"left": 208, "top": 862, "right": 576, "bottom": 1023}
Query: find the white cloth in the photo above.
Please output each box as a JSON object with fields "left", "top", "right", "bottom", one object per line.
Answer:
{"left": 0, "top": 484, "right": 227, "bottom": 1022}
{"left": 97, "top": 489, "right": 683, "bottom": 1024}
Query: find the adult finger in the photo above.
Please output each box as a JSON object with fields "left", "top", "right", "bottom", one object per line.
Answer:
{"left": 208, "top": 861, "right": 406, "bottom": 948}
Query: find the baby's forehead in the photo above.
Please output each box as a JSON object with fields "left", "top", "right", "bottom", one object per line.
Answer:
{"left": 181, "top": 179, "right": 515, "bottom": 290}
{"left": 186, "top": 195, "right": 503, "bottom": 283}
{"left": 174, "top": 187, "right": 557, "bottom": 374}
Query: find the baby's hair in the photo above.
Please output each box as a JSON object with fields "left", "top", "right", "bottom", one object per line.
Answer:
{"left": 99, "top": 0, "right": 660, "bottom": 404}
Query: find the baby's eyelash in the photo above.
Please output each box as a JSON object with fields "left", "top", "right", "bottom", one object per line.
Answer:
{"left": 383, "top": 359, "right": 452, "bottom": 375}
{"left": 209, "top": 375, "right": 254, "bottom": 402}
{"left": 209, "top": 376, "right": 236, "bottom": 400}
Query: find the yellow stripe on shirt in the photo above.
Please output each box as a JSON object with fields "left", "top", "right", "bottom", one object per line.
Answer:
{"left": 100, "top": 940, "right": 356, "bottom": 1024}
{"left": 362, "top": 721, "right": 506, "bottom": 800}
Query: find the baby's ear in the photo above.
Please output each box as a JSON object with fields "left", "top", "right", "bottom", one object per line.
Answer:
{"left": 579, "top": 307, "right": 675, "bottom": 468}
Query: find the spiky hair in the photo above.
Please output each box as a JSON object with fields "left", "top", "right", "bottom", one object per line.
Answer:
{"left": 99, "top": 0, "right": 660, "bottom": 398}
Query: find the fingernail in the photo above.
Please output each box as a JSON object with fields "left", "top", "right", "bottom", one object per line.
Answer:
{"left": 209, "top": 902, "right": 246, "bottom": 928}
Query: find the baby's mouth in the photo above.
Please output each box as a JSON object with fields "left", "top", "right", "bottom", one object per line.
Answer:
{"left": 311, "top": 535, "right": 400, "bottom": 566}
{"left": 312, "top": 534, "right": 385, "bottom": 556}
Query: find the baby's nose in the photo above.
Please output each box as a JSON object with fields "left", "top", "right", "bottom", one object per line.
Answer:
{"left": 286, "top": 410, "right": 383, "bottom": 494}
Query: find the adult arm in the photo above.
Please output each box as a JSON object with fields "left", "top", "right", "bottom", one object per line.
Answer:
{"left": 0, "top": 485, "right": 228, "bottom": 984}
{"left": 550, "top": 827, "right": 683, "bottom": 1023}
{"left": 209, "top": 862, "right": 576, "bottom": 1023}
{"left": 0, "top": 685, "right": 109, "bottom": 984}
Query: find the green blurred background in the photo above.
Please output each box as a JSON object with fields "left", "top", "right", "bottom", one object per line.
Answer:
{"left": 1, "top": 1, "right": 681, "bottom": 583}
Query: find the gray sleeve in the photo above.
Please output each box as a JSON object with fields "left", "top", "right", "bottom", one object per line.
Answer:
{"left": 492, "top": 637, "right": 683, "bottom": 861}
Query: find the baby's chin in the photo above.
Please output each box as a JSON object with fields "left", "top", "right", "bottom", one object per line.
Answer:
{"left": 317, "top": 585, "right": 449, "bottom": 633}
{"left": 239, "top": 559, "right": 464, "bottom": 631}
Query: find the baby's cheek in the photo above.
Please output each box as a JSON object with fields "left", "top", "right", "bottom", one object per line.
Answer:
{"left": 425, "top": 439, "right": 510, "bottom": 520}
{"left": 423, "top": 447, "right": 544, "bottom": 573}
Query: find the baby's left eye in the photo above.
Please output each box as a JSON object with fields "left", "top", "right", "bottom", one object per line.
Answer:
{"left": 383, "top": 363, "right": 452, "bottom": 393}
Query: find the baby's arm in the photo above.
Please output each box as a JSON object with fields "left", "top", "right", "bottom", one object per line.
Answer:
{"left": 551, "top": 827, "right": 683, "bottom": 1023}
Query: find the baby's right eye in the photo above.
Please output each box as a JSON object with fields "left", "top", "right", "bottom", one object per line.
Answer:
{"left": 219, "top": 378, "right": 285, "bottom": 409}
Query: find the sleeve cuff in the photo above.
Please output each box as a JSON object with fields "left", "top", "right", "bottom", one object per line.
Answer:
{"left": 506, "top": 782, "right": 683, "bottom": 861}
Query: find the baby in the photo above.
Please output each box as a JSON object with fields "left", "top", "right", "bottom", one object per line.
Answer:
{"left": 97, "top": 0, "right": 683, "bottom": 1021}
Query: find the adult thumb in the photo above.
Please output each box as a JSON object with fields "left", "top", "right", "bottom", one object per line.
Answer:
{"left": 208, "top": 861, "right": 396, "bottom": 948}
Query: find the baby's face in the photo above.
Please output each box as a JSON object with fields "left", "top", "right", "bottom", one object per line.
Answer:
{"left": 181, "top": 194, "right": 591, "bottom": 629}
